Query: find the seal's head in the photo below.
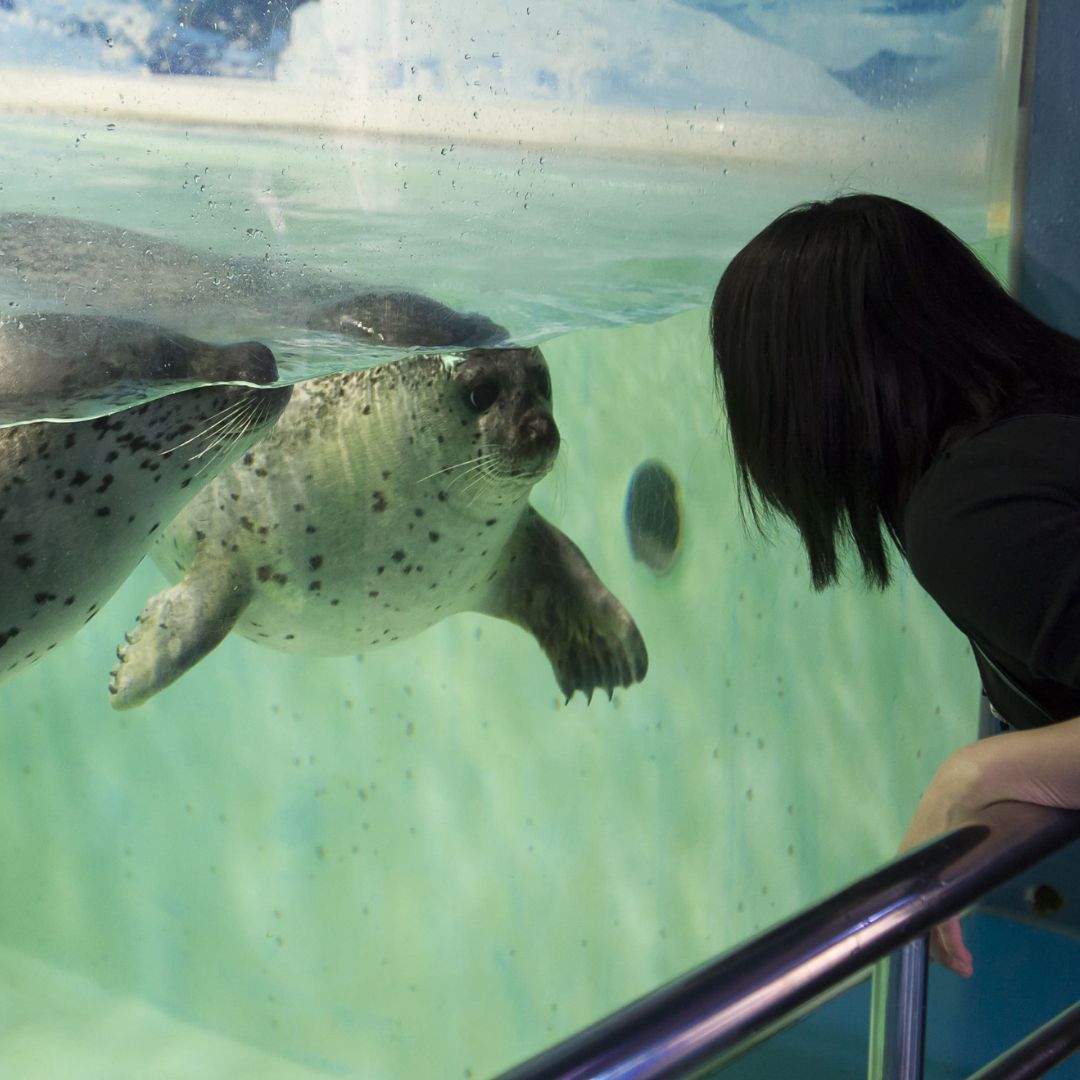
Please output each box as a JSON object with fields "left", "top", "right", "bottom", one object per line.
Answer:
{"left": 448, "top": 346, "right": 559, "bottom": 492}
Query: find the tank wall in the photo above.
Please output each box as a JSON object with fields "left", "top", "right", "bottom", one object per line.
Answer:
{"left": 0, "top": 2, "right": 1027, "bottom": 1076}
{"left": 0, "top": 310, "right": 978, "bottom": 1077}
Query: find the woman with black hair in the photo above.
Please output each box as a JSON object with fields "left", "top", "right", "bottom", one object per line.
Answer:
{"left": 711, "top": 192, "right": 1080, "bottom": 977}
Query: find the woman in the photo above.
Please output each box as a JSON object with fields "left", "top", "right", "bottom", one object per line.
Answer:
{"left": 711, "top": 193, "right": 1080, "bottom": 977}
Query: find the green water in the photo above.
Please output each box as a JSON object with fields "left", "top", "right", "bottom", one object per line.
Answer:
{"left": 0, "top": 117, "right": 986, "bottom": 1077}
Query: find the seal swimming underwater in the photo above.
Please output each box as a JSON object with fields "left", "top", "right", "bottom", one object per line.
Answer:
{"left": 109, "top": 346, "right": 649, "bottom": 707}
{"left": 0, "top": 375, "right": 292, "bottom": 685}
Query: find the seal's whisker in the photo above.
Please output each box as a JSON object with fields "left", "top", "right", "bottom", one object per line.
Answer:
{"left": 190, "top": 404, "right": 248, "bottom": 463}
{"left": 462, "top": 460, "right": 502, "bottom": 504}
{"left": 417, "top": 456, "right": 491, "bottom": 483}
{"left": 193, "top": 396, "right": 262, "bottom": 459}
{"left": 197, "top": 397, "right": 262, "bottom": 464}
{"left": 192, "top": 395, "right": 263, "bottom": 474}
{"left": 161, "top": 398, "right": 249, "bottom": 455}
{"left": 444, "top": 458, "right": 495, "bottom": 490}
{"left": 189, "top": 396, "right": 257, "bottom": 468}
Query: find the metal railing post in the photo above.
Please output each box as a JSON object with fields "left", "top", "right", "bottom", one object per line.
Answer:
{"left": 867, "top": 937, "right": 929, "bottom": 1080}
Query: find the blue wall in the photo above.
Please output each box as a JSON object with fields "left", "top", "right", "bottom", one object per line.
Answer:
{"left": 1018, "top": 0, "right": 1080, "bottom": 335}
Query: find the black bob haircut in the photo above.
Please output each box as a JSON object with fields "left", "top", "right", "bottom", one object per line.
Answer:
{"left": 711, "top": 193, "right": 1080, "bottom": 591}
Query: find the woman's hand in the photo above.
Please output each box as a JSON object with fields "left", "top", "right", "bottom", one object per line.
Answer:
{"left": 898, "top": 713, "right": 1080, "bottom": 977}
{"left": 897, "top": 745, "right": 985, "bottom": 977}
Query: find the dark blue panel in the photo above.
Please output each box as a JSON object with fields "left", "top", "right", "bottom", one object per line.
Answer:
{"left": 1018, "top": 0, "right": 1080, "bottom": 336}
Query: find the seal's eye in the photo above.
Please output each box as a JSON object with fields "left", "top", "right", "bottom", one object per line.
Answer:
{"left": 468, "top": 381, "right": 499, "bottom": 412}
{"left": 536, "top": 370, "right": 551, "bottom": 399}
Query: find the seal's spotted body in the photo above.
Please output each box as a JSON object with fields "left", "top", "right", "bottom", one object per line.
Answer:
{"left": 0, "top": 381, "right": 292, "bottom": 683}
{"left": 111, "top": 349, "right": 648, "bottom": 707}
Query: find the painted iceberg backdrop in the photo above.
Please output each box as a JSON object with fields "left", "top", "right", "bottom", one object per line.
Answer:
{"left": 0, "top": 0, "right": 1008, "bottom": 114}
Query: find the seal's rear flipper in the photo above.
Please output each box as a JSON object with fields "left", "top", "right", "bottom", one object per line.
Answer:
{"left": 480, "top": 506, "right": 648, "bottom": 702}
{"left": 109, "top": 561, "right": 254, "bottom": 709}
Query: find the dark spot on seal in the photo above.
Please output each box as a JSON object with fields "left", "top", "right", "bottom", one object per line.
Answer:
{"left": 372, "top": 491, "right": 387, "bottom": 512}
{"left": 391, "top": 550, "right": 406, "bottom": 562}
{"left": 257, "top": 565, "right": 273, "bottom": 582}
{"left": 14, "top": 554, "right": 34, "bottom": 570}
{"left": 12, "top": 533, "right": 31, "bottom": 545}
{"left": 309, "top": 555, "right": 323, "bottom": 571}
{"left": 428, "top": 531, "right": 440, "bottom": 542}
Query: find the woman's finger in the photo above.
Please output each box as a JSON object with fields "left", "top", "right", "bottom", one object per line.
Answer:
{"left": 929, "top": 918, "right": 973, "bottom": 977}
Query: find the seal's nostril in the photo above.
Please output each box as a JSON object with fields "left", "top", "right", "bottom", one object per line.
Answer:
{"left": 523, "top": 412, "right": 558, "bottom": 450}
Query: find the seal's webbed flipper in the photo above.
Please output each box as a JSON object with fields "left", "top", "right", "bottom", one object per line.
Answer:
{"left": 109, "top": 559, "right": 254, "bottom": 709}
{"left": 480, "top": 506, "right": 648, "bottom": 702}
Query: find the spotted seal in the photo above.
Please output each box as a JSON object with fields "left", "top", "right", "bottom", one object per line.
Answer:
{"left": 0, "top": 311, "right": 285, "bottom": 424}
{"left": 109, "top": 346, "right": 648, "bottom": 707}
{"left": 0, "top": 371, "right": 292, "bottom": 685}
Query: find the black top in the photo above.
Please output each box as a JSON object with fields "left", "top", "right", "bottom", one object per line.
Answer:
{"left": 903, "top": 405, "right": 1080, "bottom": 729}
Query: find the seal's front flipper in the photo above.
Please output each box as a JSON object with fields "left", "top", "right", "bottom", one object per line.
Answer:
{"left": 109, "top": 560, "right": 254, "bottom": 709}
{"left": 480, "top": 506, "right": 648, "bottom": 702}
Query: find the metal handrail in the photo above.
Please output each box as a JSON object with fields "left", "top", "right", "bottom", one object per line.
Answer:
{"left": 969, "top": 998, "right": 1080, "bottom": 1080}
{"left": 494, "top": 801, "right": 1080, "bottom": 1080}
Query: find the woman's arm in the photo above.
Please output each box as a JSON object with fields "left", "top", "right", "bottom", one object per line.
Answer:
{"left": 898, "top": 713, "right": 1080, "bottom": 976}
